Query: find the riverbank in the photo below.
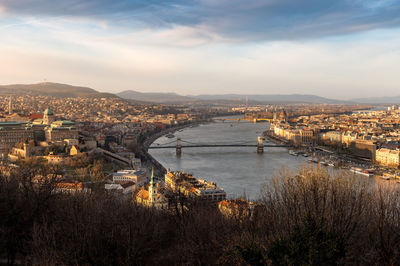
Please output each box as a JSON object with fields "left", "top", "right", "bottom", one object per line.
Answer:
{"left": 139, "top": 120, "right": 209, "bottom": 178}
{"left": 264, "top": 129, "right": 380, "bottom": 173}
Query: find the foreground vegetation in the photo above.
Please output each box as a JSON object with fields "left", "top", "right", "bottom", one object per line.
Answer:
{"left": 1, "top": 165, "right": 400, "bottom": 265}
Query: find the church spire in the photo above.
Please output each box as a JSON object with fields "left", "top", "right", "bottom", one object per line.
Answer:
{"left": 150, "top": 167, "right": 155, "bottom": 185}
{"left": 149, "top": 167, "right": 157, "bottom": 203}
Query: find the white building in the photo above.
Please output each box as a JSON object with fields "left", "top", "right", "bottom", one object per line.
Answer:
{"left": 112, "top": 169, "right": 146, "bottom": 185}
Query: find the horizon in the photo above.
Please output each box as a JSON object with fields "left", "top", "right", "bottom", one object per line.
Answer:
{"left": 1, "top": 1, "right": 400, "bottom": 99}
{"left": 1, "top": 81, "right": 399, "bottom": 101}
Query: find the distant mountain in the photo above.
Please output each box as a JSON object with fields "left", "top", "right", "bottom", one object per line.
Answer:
{"left": 0, "top": 82, "right": 117, "bottom": 98}
{"left": 117, "top": 91, "right": 350, "bottom": 104}
{"left": 351, "top": 96, "right": 400, "bottom": 104}
{"left": 192, "top": 94, "right": 349, "bottom": 104}
{"left": 117, "top": 90, "right": 196, "bottom": 103}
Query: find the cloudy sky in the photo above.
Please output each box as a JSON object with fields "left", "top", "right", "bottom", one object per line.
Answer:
{"left": 0, "top": 0, "right": 400, "bottom": 99}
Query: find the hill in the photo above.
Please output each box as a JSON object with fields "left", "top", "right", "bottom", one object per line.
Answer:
{"left": 192, "top": 94, "right": 348, "bottom": 104}
{"left": 117, "top": 91, "right": 349, "bottom": 104}
{"left": 0, "top": 82, "right": 117, "bottom": 98}
{"left": 352, "top": 96, "right": 400, "bottom": 104}
{"left": 117, "top": 90, "right": 196, "bottom": 103}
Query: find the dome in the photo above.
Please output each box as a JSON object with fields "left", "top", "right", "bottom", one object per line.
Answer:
{"left": 44, "top": 108, "right": 54, "bottom": 116}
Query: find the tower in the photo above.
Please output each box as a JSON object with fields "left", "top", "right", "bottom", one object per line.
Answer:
{"left": 43, "top": 108, "right": 55, "bottom": 125}
{"left": 8, "top": 95, "right": 12, "bottom": 115}
{"left": 176, "top": 137, "right": 182, "bottom": 156}
{"left": 148, "top": 167, "right": 158, "bottom": 204}
{"left": 257, "top": 136, "right": 264, "bottom": 154}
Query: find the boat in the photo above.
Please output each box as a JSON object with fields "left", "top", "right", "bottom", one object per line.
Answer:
{"left": 289, "top": 150, "right": 298, "bottom": 156}
{"left": 302, "top": 153, "right": 310, "bottom": 157}
{"left": 378, "top": 172, "right": 395, "bottom": 180}
{"left": 328, "top": 162, "right": 335, "bottom": 167}
{"left": 350, "top": 167, "right": 374, "bottom": 177}
{"left": 165, "top": 134, "right": 175, "bottom": 138}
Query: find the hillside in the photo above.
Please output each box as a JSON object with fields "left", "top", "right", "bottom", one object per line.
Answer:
{"left": 192, "top": 94, "right": 349, "bottom": 104}
{"left": 117, "top": 90, "right": 349, "bottom": 104}
{"left": 117, "top": 90, "right": 196, "bottom": 103}
{"left": 0, "top": 82, "right": 117, "bottom": 98}
{"left": 352, "top": 96, "right": 400, "bottom": 104}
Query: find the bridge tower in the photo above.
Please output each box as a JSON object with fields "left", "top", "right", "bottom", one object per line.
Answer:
{"left": 176, "top": 137, "right": 182, "bottom": 156}
{"left": 257, "top": 136, "right": 264, "bottom": 154}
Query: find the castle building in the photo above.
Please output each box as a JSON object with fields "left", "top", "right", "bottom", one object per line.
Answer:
{"left": 31, "top": 108, "right": 78, "bottom": 142}
{"left": 43, "top": 108, "right": 55, "bottom": 125}
{"left": 0, "top": 108, "right": 78, "bottom": 158}
{"left": 0, "top": 122, "right": 34, "bottom": 156}
{"left": 44, "top": 120, "right": 78, "bottom": 142}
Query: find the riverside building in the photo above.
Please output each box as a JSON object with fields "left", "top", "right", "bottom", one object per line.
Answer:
{"left": 165, "top": 170, "right": 226, "bottom": 202}
{"left": 375, "top": 148, "right": 400, "bottom": 168}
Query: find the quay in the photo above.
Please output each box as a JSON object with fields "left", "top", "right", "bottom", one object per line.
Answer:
{"left": 213, "top": 117, "right": 273, "bottom": 123}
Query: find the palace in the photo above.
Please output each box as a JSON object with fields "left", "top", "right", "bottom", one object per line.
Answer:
{"left": 0, "top": 122, "right": 34, "bottom": 155}
{"left": 0, "top": 108, "right": 79, "bottom": 158}
{"left": 33, "top": 108, "right": 78, "bottom": 142}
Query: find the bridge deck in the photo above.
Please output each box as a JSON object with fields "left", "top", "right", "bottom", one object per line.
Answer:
{"left": 149, "top": 144, "right": 288, "bottom": 149}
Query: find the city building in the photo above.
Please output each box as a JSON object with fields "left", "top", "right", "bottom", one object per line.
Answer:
{"left": 0, "top": 122, "right": 34, "bottom": 155}
{"left": 53, "top": 181, "right": 91, "bottom": 194}
{"left": 376, "top": 148, "right": 400, "bottom": 168}
{"left": 45, "top": 120, "right": 78, "bottom": 142}
{"left": 165, "top": 170, "right": 226, "bottom": 202}
{"left": 349, "top": 140, "right": 376, "bottom": 160}
{"left": 112, "top": 169, "right": 147, "bottom": 185}
{"left": 218, "top": 199, "right": 255, "bottom": 220}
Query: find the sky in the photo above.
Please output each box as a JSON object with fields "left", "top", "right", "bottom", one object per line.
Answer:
{"left": 0, "top": 0, "right": 400, "bottom": 99}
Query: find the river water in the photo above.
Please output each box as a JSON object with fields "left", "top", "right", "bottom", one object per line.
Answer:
{"left": 149, "top": 117, "right": 309, "bottom": 199}
{"left": 150, "top": 115, "right": 398, "bottom": 200}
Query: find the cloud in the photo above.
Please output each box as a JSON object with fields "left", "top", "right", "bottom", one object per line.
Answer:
{"left": 1, "top": 0, "right": 400, "bottom": 41}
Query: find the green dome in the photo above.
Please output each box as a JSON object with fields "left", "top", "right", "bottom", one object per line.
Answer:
{"left": 44, "top": 108, "right": 54, "bottom": 116}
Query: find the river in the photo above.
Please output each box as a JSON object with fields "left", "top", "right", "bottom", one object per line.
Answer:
{"left": 149, "top": 117, "right": 309, "bottom": 199}
{"left": 149, "top": 114, "right": 398, "bottom": 200}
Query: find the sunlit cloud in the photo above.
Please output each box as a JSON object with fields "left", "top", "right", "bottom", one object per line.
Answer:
{"left": 1, "top": 0, "right": 400, "bottom": 41}
{"left": 0, "top": 0, "right": 400, "bottom": 98}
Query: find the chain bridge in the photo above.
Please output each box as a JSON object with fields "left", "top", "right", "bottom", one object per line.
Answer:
{"left": 148, "top": 137, "right": 288, "bottom": 155}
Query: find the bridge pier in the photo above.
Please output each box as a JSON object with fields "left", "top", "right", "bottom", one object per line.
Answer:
{"left": 257, "top": 136, "right": 264, "bottom": 154}
{"left": 176, "top": 137, "right": 182, "bottom": 156}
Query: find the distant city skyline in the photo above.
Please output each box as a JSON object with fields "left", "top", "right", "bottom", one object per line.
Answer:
{"left": 1, "top": 0, "right": 400, "bottom": 99}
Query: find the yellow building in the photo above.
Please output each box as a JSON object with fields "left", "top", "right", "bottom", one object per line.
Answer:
{"left": 136, "top": 169, "right": 166, "bottom": 208}
{"left": 218, "top": 199, "right": 255, "bottom": 220}
{"left": 376, "top": 148, "right": 400, "bottom": 168}
{"left": 165, "top": 170, "right": 226, "bottom": 203}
